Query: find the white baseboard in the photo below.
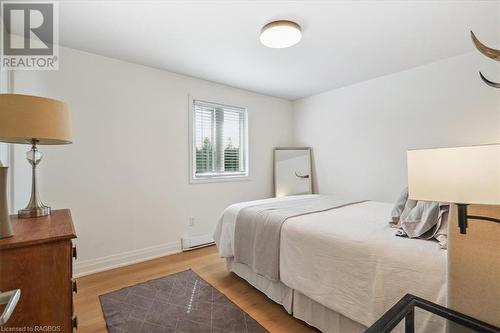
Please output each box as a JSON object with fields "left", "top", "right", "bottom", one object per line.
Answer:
{"left": 73, "top": 241, "right": 182, "bottom": 277}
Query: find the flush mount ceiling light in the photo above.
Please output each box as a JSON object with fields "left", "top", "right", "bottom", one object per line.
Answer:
{"left": 260, "top": 20, "right": 302, "bottom": 48}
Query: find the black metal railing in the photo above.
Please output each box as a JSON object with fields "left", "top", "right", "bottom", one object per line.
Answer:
{"left": 364, "top": 294, "right": 500, "bottom": 333}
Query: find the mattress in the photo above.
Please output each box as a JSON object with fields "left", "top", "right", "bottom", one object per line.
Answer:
{"left": 214, "top": 196, "right": 447, "bottom": 332}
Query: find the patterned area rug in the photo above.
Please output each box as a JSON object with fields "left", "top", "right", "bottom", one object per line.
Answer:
{"left": 99, "top": 269, "right": 269, "bottom": 333}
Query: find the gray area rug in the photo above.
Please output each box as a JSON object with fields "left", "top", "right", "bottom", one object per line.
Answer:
{"left": 99, "top": 269, "right": 269, "bottom": 333}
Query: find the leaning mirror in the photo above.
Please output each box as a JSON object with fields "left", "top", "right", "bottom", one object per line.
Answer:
{"left": 274, "top": 148, "right": 312, "bottom": 197}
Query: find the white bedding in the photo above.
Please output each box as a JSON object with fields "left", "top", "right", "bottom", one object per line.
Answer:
{"left": 214, "top": 196, "right": 447, "bottom": 332}
{"left": 280, "top": 200, "right": 446, "bottom": 331}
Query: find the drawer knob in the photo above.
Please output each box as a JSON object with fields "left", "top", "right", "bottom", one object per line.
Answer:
{"left": 72, "top": 280, "right": 78, "bottom": 294}
{"left": 72, "top": 316, "right": 78, "bottom": 330}
{"left": 72, "top": 246, "right": 77, "bottom": 260}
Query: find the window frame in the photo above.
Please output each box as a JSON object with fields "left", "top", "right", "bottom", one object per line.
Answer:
{"left": 189, "top": 98, "right": 249, "bottom": 183}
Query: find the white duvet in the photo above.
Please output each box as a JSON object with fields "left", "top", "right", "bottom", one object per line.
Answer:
{"left": 214, "top": 196, "right": 447, "bottom": 331}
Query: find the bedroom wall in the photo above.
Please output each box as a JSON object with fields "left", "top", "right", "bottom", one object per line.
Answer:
{"left": 292, "top": 52, "right": 500, "bottom": 203}
{"left": 0, "top": 71, "right": 8, "bottom": 165}
{"left": 12, "top": 46, "right": 293, "bottom": 275}
{"left": 0, "top": 146, "right": 6, "bottom": 166}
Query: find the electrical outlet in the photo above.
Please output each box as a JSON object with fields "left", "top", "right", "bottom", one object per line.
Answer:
{"left": 189, "top": 217, "right": 195, "bottom": 227}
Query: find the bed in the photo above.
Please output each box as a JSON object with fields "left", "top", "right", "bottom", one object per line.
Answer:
{"left": 214, "top": 194, "right": 447, "bottom": 333}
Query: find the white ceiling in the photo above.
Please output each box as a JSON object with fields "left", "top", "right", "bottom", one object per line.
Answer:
{"left": 57, "top": 1, "right": 499, "bottom": 100}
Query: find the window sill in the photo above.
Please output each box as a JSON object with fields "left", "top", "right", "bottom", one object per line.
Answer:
{"left": 190, "top": 175, "right": 250, "bottom": 184}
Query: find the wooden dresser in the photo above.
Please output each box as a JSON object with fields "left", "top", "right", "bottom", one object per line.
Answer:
{"left": 0, "top": 209, "right": 77, "bottom": 332}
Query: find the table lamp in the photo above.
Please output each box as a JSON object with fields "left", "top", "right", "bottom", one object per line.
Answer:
{"left": 407, "top": 144, "right": 500, "bottom": 234}
{"left": 0, "top": 94, "right": 72, "bottom": 218}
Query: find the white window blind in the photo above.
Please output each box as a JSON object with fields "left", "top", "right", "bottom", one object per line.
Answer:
{"left": 192, "top": 100, "right": 247, "bottom": 179}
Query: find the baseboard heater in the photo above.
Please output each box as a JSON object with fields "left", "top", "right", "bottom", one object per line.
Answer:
{"left": 181, "top": 234, "right": 215, "bottom": 251}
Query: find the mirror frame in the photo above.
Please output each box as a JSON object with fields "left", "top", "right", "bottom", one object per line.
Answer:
{"left": 273, "top": 147, "right": 313, "bottom": 197}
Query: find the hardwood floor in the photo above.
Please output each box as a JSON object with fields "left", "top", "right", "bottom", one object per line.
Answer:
{"left": 75, "top": 245, "right": 317, "bottom": 333}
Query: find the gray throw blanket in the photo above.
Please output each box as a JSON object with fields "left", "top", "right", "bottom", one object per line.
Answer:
{"left": 390, "top": 193, "right": 449, "bottom": 249}
{"left": 234, "top": 196, "right": 365, "bottom": 281}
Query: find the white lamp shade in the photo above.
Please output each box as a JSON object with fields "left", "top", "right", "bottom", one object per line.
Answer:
{"left": 407, "top": 144, "right": 500, "bottom": 205}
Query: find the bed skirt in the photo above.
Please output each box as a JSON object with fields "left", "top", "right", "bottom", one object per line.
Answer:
{"left": 226, "top": 258, "right": 294, "bottom": 313}
{"left": 226, "top": 259, "right": 367, "bottom": 333}
{"left": 293, "top": 291, "right": 367, "bottom": 333}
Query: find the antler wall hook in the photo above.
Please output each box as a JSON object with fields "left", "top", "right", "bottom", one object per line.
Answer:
{"left": 471, "top": 31, "right": 500, "bottom": 88}
{"left": 479, "top": 72, "right": 500, "bottom": 88}
{"left": 471, "top": 31, "right": 500, "bottom": 60}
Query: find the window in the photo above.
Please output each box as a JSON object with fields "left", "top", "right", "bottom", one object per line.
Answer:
{"left": 191, "top": 100, "right": 248, "bottom": 181}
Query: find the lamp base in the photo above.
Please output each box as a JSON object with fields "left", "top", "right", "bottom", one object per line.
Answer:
{"left": 18, "top": 206, "right": 50, "bottom": 219}
{"left": 18, "top": 141, "right": 51, "bottom": 219}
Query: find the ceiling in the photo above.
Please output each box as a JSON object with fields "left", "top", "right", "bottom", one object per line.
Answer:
{"left": 56, "top": 1, "right": 499, "bottom": 100}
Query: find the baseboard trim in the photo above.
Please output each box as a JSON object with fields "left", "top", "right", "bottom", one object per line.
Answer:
{"left": 73, "top": 241, "right": 182, "bottom": 277}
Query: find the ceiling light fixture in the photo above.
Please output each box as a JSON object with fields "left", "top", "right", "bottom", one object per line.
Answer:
{"left": 260, "top": 20, "right": 302, "bottom": 48}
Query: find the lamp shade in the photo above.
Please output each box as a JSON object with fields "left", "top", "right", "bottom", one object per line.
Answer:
{"left": 0, "top": 94, "right": 72, "bottom": 145}
{"left": 407, "top": 144, "right": 500, "bottom": 205}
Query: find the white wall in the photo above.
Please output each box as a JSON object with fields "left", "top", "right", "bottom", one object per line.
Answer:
{"left": 0, "top": 71, "right": 8, "bottom": 166}
{"left": 0, "top": 146, "right": 6, "bottom": 166}
{"left": 0, "top": 70, "right": 14, "bottom": 213}
{"left": 13, "top": 47, "right": 293, "bottom": 275}
{"left": 293, "top": 52, "right": 500, "bottom": 203}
